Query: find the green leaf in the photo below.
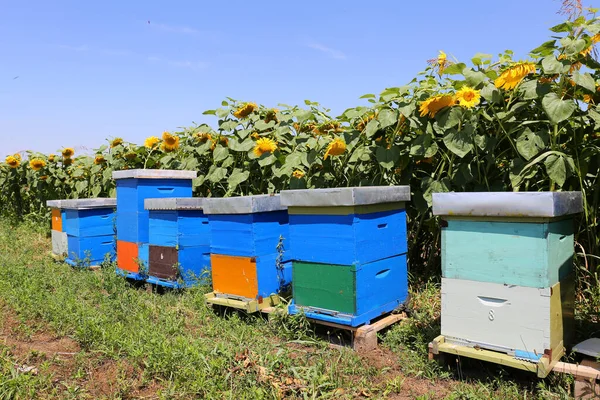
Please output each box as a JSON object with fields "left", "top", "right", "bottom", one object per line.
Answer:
{"left": 285, "top": 152, "right": 306, "bottom": 168}
{"left": 544, "top": 154, "right": 568, "bottom": 187}
{"left": 480, "top": 84, "right": 502, "bottom": 104}
{"left": 349, "top": 146, "right": 372, "bottom": 163}
{"left": 442, "top": 63, "right": 466, "bottom": 75}
{"left": 216, "top": 108, "right": 230, "bottom": 118}
{"left": 516, "top": 128, "right": 548, "bottom": 161}
{"left": 550, "top": 22, "right": 573, "bottom": 32}
{"left": 359, "top": 93, "right": 376, "bottom": 99}
{"left": 541, "top": 93, "right": 576, "bottom": 124}
{"left": 530, "top": 40, "right": 557, "bottom": 57}
{"left": 443, "top": 126, "right": 474, "bottom": 158}
{"left": 471, "top": 53, "right": 492, "bottom": 66}
{"left": 509, "top": 158, "right": 537, "bottom": 188}
{"left": 560, "top": 37, "right": 588, "bottom": 55}
{"left": 463, "top": 68, "right": 488, "bottom": 87}
{"left": 364, "top": 119, "right": 380, "bottom": 138}
{"left": 377, "top": 108, "right": 397, "bottom": 129}
{"left": 588, "top": 107, "right": 600, "bottom": 126}
{"left": 410, "top": 134, "right": 438, "bottom": 158}
{"left": 219, "top": 120, "right": 238, "bottom": 131}
{"left": 213, "top": 146, "right": 229, "bottom": 162}
{"left": 258, "top": 154, "right": 277, "bottom": 167}
{"left": 519, "top": 79, "right": 551, "bottom": 100}
{"left": 254, "top": 120, "right": 275, "bottom": 131}
{"left": 436, "top": 107, "right": 462, "bottom": 129}
{"left": 227, "top": 168, "right": 250, "bottom": 188}
{"left": 572, "top": 71, "right": 596, "bottom": 92}
{"left": 208, "top": 167, "right": 227, "bottom": 183}
{"left": 229, "top": 138, "right": 255, "bottom": 152}
{"left": 375, "top": 146, "right": 400, "bottom": 170}
{"left": 421, "top": 177, "right": 451, "bottom": 207}
{"left": 541, "top": 56, "right": 569, "bottom": 74}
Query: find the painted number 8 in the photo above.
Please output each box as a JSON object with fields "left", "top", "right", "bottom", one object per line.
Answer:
{"left": 488, "top": 310, "right": 495, "bottom": 321}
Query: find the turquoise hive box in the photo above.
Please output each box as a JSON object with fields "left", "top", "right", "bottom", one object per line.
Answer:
{"left": 281, "top": 186, "right": 411, "bottom": 327}
{"left": 144, "top": 197, "right": 211, "bottom": 289}
{"left": 433, "top": 191, "right": 582, "bottom": 365}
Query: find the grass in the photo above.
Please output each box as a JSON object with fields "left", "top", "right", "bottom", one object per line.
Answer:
{"left": 0, "top": 220, "right": 592, "bottom": 399}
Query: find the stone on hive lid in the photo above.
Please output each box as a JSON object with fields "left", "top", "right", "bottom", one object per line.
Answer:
{"left": 432, "top": 191, "right": 583, "bottom": 217}
{"left": 112, "top": 169, "right": 197, "bottom": 180}
{"left": 144, "top": 198, "right": 204, "bottom": 211}
{"left": 203, "top": 194, "right": 285, "bottom": 215}
{"left": 46, "top": 198, "right": 116, "bottom": 210}
{"left": 280, "top": 186, "right": 410, "bottom": 207}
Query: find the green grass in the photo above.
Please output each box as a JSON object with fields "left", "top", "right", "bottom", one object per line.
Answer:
{"left": 0, "top": 221, "right": 589, "bottom": 399}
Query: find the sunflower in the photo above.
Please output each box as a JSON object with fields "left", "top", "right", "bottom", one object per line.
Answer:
{"left": 48, "top": 154, "right": 55, "bottom": 162}
{"left": 355, "top": 112, "right": 377, "bottom": 132}
{"left": 29, "top": 158, "right": 46, "bottom": 171}
{"left": 438, "top": 50, "right": 449, "bottom": 74}
{"left": 253, "top": 137, "right": 278, "bottom": 157}
{"left": 161, "top": 132, "right": 180, "bottom": 152}
{"left": 62, "top": 148, "right": 75, "bottom": 158}
{"left": 124, "top": 152, "right": 137, "bottom": 160}
{"left": 13, "top": 154, "right": 22, "bottom": 161}
{"left": 292, "top": 170, "right": 305, "bottom": 179}
{"left": 63, "top": 157, "right": 73, "bottom": 166}
{"left": 110, "top": 138, "right": 124, "bottom": 148}
{"left": 494, "top": 62, "right": 536, "bottom": 90}
{"left": 264, "top": 108, "right": 279, "bottom": 124}
{"left": 293, "top": 122, "right": 316, "bottom": 133}
{"left": 194, "top": 132, "right": 212, "bottom": 143}
{"left": 94, "top": 155, "right": 106, "bottom": 165}
{"left": 144, "top": 136, "right": 160, "bottom": 149}
{"left": 5, "top": 155, "right": 20, "bottom": 168}
{"left": 210, "top": 136, "right": 229, "bottom": 151}
{"left": 419, "top": 94, "right": 456, "bottom": 118}
{"left": 324, "top": 137, "right": 347, "bottom": 160}
{"left": 233, "top": 102, "right": 257, "bottom": 119}
{"left": 251, "top": 132, "right": 260, "bottom": 139}
{"left": 40, "top": 175, "right": 48, "bottom": 180}
{"left": 455, "top": 87, "right": 481, "bottom": 108}
{"left": 315, "top": 121, "right": 344, "bottom": 135}
{"left": 581, "top": 34, "right": 600, "bottom": 56}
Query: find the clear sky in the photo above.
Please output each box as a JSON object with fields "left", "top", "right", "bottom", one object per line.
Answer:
{"left": 1, "top": 0, "right": 573, "bottom": 158}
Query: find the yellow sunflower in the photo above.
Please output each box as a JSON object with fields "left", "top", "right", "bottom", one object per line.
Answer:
{"left": 264, "top": 108, "right": 279, "bottom": 124}
{"left": 5, "top": 155, "right": 20, "bottom": 168}
{"left": 194, "top": 132, "right": 212, "bottom": 143}
{"left": 455, "top": 87, "right": 481, "bottom": 108}
{"left": 233, "top": 102, "right": 257, "bottom": 119}
{"left": 94, "top": 155, "right": 106, "bottom": 164}
{"left": 324, "top": 137, "right": 347, "bottom": 160}
{"left": 494, "top": 62, "right": 536, "bottom": 90}
{"left": 144, "top": 136, "right": 160, "bottom": 149}
{"left": 438, "top": 50, "right": 449, "bottom": 74}
{"left": 292, "top": 170, "right": 305, "bottom": 179}
{"left": 111, "top": 138, "right": 124, "bottom": 148}
{"left": 13, "top": 154, "right": 22, "bottom": 161}
{"left": 63, "top": 157, "right": 73, "bottom": 166}
{"left": 62, "top": 148, "right": 75, "bottom": 158}
{"left": 29, "top": 158, "right": 46, "bottom": 171}
{"left": 581, "top": 33, "right": 600, "bottom": 56}
{"left": 419, "top": 94, "right": 456, "bottom": 118}
{"left": 48, "top": 154, "right": 55, "bottom": 162}
{"left": 253, "top": 137, "right": 278, "bottom": 157}
{"left": 161, "top": 132, "right": 180, "bottom": 152}
{"left": 124, "top": 152, "right": 137, "bottom": 160}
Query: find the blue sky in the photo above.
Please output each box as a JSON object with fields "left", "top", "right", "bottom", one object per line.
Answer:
{"left": 1, "top": 0, "right": 572, "bottom": 158}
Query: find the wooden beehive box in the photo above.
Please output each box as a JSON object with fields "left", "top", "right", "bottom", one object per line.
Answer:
{"left": 144, "top": 198, "right": 211, "bottom": 288}
{"left": 281, "top": 186, "right": 411, "bottom": 327}
{"left": 433, "top": 191, "right": 582, "bottom": 362}
{"left": 203, "top": 194, "right": 291, "bottom": 305}
{"left": 112, "top": 169, "right": 196, "bottom": 279}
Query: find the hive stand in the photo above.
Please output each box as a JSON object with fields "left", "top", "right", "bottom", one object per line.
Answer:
{"left": 47, "top": 200, "right": 68, "bottom": 259}
{"left": 144, "top": 198, "right": 211, "bottom": 289}
{"left": 430, "top": 191, "right": 583, "bottom": 376}
{"left": 112, "top": 169, "right": 197, "bottom": 280}
{"left": 203, "top": 194, "right": 291, "bottom": 313}
{"left": 280, "top": 186, "right": 411, "bottom": 328}
{"left": 47, "top": 198, "right": 116, "bottom": 269}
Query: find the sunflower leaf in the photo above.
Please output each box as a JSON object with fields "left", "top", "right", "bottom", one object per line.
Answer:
{"left": 516, "top": 128, "right": 548, "bottom": 161}
{"left": 541, "top": 55, "right": 570, "bottom": 74}
{"left": 542, "top": 93, "right": 576, "bottom": 124}
{"left": 530, "top": 40, "right": 557, "bottom": 57}
{"left": 227, "top": 169, "right": 250, "bottom": 188}
{"left": 365, "top": 119, "right": 380, "bottom": 138}
{"left": 442, "top": 63, "right": 466, "bottom": 76}
{"left": 377, "top": 109, "right": 397, "bottom": 129}
{"left": 544, "top": 154, "right": 568, "bottom": 187}
{"left": 463, "top": 68, "right": 488, "bottom": 87}
{"left": 480, "top": 84, "right": 503, "bottom": 104}
{"left": 572, "top": 71, "right": 596, "bottom": 92}
{"left": 213, "top": 146, "right": 229, "bottom": 162}
{"left": 375, "top": 146, "right": 400, "bottom": 170}
{"left": 443, "top": 126, "right": 474, "bottom": 158}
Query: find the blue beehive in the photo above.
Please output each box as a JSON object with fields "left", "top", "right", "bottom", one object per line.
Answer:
{"left": 112, "top": 169, "right": 197, "bottom": 279}
{"left": 281, "top": 186, "right": 411, "bottom": 327}
{"left": 55, "top": 198, "right": 116, "bottom": 268}
{"left": 202, "top": 194, "right": 291, "bottom": 312}
{"left": 144, "top": 198, "right": 211, "bottom": 288}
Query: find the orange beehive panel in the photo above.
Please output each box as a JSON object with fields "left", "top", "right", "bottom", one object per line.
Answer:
{"left": 51, "top": 208, "right": 62, "bottom": 232}
{"left": 211, "top": 254, "right": 258, "bottom": 299}
{"left": 117, "top": 240, "right": 139, "bottom": 273}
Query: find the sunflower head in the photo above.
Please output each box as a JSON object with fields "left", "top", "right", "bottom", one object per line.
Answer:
{"left": 194, "top": 132, "right": 212, "bottom": 143}
{"left": 48, "top": 154, "right": 55, "bottom": 162}
{"left": 124, "top": 152, "right": 137, "bottom": 160}
{"left": 253, "top": 137, "right": 278, "bottom": 157}
{"left": 419, "top": 94, "right": 456, "bottom": 118}
{"left": 161, "top": 132, "right": 180, "bottom": 152}
{"left": 455, "top": 86, "right": 481, "bottom": 109}
{"left": 29, "top": 158, "right": 46, "bottom": 171}
{"left": 210, "top": 136, "right": 229, "bottom": 150}
{"left": 264, "top": 108, "right": 279, "bottom": 124}
{"left": 292, "top": 169, "right": 305, "bottom": 179}
{"left": 144, "top": 136, "right": 160, "bottom": 149}
{"left": 324, "top": 137, "right": 347, "bottom": 160}
{"left": 355, "top": 112, "right": 377, "bottom": 132}
{"left": 62, "top": 148, "right": 75, "bottom": 158}
{"left": 111, "top": 138, "right": 124, "bottom": 148}
{"left": 63, "top": 157, "right": 73, "bottom": 166}
{"left": 94, "top": 155, "right": 106, "bottom": 165}
{"left": 233, "top": 102, "right": 257, "bottom": 119}
{"left": 5, "top": 156, "right": 20, "bottom": 168}
{"left": 40, "top": 175, "right": 48, "bottom": 181}
{"left": 494, "top": 62, "right": 536, "bottom": 90}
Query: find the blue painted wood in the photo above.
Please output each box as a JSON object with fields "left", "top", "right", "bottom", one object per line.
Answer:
{"left": 64, "top": 208, "right": 115, "bottom": 237}
{"left": 116, "top": 211, "right": 150, "bottom": 243}
{"left": 255, "top": 257, "right": 292, "bottom": 298}
{"left": 288, "top": 209, "right": 407, "bottom": 265}
{"left": 148, "top": 210, "right": 211, "bottom": 248}
{"left": 442, "top": 219, "right": 574, "bottom": 287}
{"left": 209, "top": 211, "right": 290, "bottom": 260}
{"left": 116, "top": 178, "right": 193, "bottom": 213}
{"left": 289, "top": 254, "right": 407, "bottom": 327}
{"left": 67, "top": 234, "right": 115, "bottom": 265}
{"left": 139, "top": 243, "right": 149, "bottom": 271}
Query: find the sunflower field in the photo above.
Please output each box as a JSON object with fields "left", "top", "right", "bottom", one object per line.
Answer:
{"left": 1, "top": 12, "right": 600, "bottom": 277}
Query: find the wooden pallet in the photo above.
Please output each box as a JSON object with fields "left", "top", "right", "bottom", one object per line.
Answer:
{"left": 205, "top": 292, "right": 282, "bottom": 313}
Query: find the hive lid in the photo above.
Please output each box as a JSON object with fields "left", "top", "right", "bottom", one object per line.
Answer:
{"left": 203, "top": 194, "right": 285, "bottom": 214}
{"left": 112, "top": 169, "right": 197, "bottom": 180}
{"left": 280, "top": 186, "right": 410, "bottom": 207}
{"left": 573, "top": 338, "right": 600, "bottom": 358}
{"left": 432, "top": 191, "right": 583, "bottom": 217}
{"left": 144, "top": 198, "right": 204, "bottom": 211}
{"left": 46, "top": 198, "right": 116, "bottom": 210}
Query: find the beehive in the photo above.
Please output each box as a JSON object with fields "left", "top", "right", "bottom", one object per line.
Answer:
{"left": 113, "top": 169, "right": 197, "bottom": 279}
{"left": 433, "top": 191, "right": 582, "bottom": 363}
{"left": 281, "top": 186, "right": 411, "bottom": 327}
{"left": 203, "top": 194, "right": 290, "bottom": 311}
{"left": 48, "top": 198, "right": 116, "bottom": 268}
{"left": 144, "top": 198, "right": 211, "bottom": 288}
{"left": 47, "top": 200, "right": 67, "bottom": 257}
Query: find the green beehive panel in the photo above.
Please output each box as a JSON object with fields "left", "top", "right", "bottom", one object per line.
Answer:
{"left": 292, "top": 261, "right": 355, "bottom": 314}
{"left": 442, "top": 218, "right": 574, "bottom": 288}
